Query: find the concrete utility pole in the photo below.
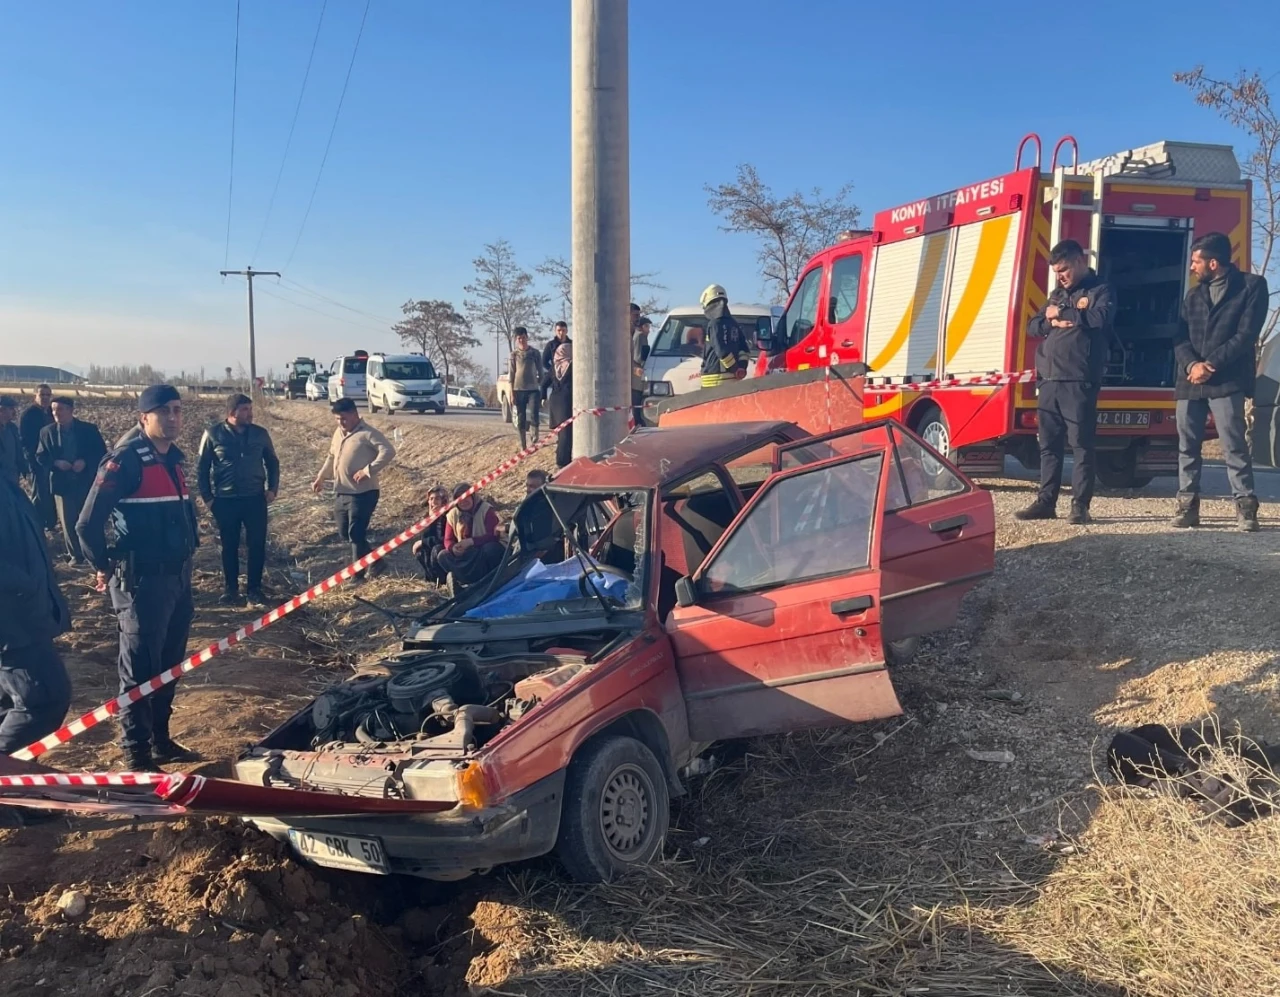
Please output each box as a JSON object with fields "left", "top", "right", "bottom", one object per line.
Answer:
{"left": 570, "top": 0, "right": 631, "bottom": 458}
{"left": 220, "top": 267, "right": 280, "bottom": 394}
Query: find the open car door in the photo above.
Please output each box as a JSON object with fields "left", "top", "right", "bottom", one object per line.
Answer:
{"left": 776, "top": 420, "right": 996, "bottom": 645}
{"left": 664, "top": 428, "right": 901, "bottom": 741}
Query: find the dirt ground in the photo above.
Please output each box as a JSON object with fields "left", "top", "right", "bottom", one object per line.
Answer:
{"left": 2, "top": 396, "right": 1279, "bottom": 996}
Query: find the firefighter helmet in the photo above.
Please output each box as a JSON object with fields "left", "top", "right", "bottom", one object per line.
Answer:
{"left": 699, "top": 283, "right": 727, "bottom": 309}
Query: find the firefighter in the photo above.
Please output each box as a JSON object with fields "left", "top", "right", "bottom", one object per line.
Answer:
{"left": 77, "top": 385, "right": 201, "bottom": 771}
{"left": 1017, "top": 240, "right": 1115, "bottom": 526}
{"left": 699, "top": 284, "right": 749, "bottom": 389}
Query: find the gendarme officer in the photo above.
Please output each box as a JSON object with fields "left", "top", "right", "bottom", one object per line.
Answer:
{"left": 77, "top": 384, "right": 200, "bottom": 771}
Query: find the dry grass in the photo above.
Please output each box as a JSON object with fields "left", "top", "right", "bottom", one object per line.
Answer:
{"left": 969, "top": 784, "right": 1280, "bottom": 997}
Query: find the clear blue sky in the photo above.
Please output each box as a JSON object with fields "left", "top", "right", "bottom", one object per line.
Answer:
{"left": 1, "top": 0, "right": 1277, "bottom": 379}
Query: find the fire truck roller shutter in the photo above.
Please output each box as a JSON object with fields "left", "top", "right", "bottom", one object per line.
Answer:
{"left": 942, "top": 213, "right": 1019, "bottom": 376}
{"left": 864, "top": 230, "right": 951, "bottom": 381}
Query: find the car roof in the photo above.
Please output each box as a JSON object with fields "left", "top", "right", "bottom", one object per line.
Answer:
{"left": 551, "top": 421, "right": 803, "bottom": 490}
{"left": 372, "top": 354, "right": 434, "bottom": 363}
{"left": 662, "top": 303, "right": 781, "bottom": 319}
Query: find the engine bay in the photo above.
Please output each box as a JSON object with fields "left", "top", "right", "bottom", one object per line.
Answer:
{"left": 254, "top": 642, "right": 610, "bottom": 760}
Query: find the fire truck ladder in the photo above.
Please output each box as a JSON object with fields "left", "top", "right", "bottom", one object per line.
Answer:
{"left": 1042, "top": 135, "right": 1105, "bottom": 299}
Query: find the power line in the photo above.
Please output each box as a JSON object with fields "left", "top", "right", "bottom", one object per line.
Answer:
{"left": 255, "top": 282, "right": 389, "bottom": 336}
{"left": 223, "top": 0, "right": 242, "bottom": 269}
{"left": 282, "top": 0, "right": 372, "bottom": 273}
{"left": 278, "top": 275, "right": 398, "bottom": 324}
{"left": 249, "top": 0, "right": 329, "bottom": 265}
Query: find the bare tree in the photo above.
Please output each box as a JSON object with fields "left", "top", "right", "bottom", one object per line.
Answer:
{"left": 1176, "top": 66, "right": 1280, "bottom": 340}
{"left": 706, "top": 164, "right": 861, "bottom": 302}
{"left": 536, "top": 256, "right": 669, "bottom": 321}
{"left": 393, "top": 299, "right": 480, "bottom": 389}
{"left": 463, "top": 241, "right": 549, "bottom": 368}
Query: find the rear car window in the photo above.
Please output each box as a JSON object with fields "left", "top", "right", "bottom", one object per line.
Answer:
{"left": 342, "top": 358, "right": 368, "bottom": 374}
{"left": 651, "top": 315, "right": 772, "bottom": 357}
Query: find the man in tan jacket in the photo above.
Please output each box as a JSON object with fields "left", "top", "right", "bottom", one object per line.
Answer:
{"left": 311, "top": 398, "right": 396, "bottom": 579}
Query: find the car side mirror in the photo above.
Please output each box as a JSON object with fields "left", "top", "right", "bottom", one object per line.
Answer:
{"left": 674, "top": 576, "right": 698, "bottom": 609}
{"left": 755, "top": 331, "right": 776, "bottom": 353}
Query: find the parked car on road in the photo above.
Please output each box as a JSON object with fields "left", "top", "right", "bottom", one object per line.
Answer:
{"left": 327, "top": 351, "right": 369, "bottom": 403}
{"left": 643, "top": 303, "right": 781, "bottom": 401}
{"left": 305, "top": 371, "right": 330, "bottom": 401}
{"left": 366, "top": 354, "right": 447, "bottom": 415}
{"left": 447, "top": 385, "right": 484, "bottom": 409}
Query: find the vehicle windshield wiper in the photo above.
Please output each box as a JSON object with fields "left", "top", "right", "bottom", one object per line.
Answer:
{"left": 546, "top": 494, "right": 614, "bottom": 619}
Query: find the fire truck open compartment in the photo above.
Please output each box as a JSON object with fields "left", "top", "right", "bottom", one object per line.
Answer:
{"left": 1099, "top": 223, "right": 1189, "bottom": 389}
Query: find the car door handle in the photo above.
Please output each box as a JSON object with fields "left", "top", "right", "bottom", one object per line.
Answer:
{"left": 840, "top": 339, "right": 855, "bottom": 348}
{"left": 929, "top": 514, "right": 969, "bottom": 534}
{"left": 831, "top": 595, "right": 873, "bottom": 615}
{"left": 804, "top": 345, "right": 817, "bottom": 353}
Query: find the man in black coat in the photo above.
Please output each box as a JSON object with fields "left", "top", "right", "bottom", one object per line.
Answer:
{"left": 0, "top": 395, "right": 28, "bottom": 486}
{"left": 0, "top": 472, "right": 72, "bottom": 757}
{"left": 36, "top": 396, "right": 107, "bottom": 565}
{"left": 1171, "top": 231, "right": 1270, "bottom": 531}
{"left": 19, "top": 384, "right": 55, "bottom": 530}
{"left": 196, "top": 393, "right": 280, "bottom": 606}
{"left": 1016, "top": 239, "right": 1115, "bottom": 525}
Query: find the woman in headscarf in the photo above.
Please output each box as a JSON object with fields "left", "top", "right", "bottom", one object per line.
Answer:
{"left": 544, "top": 340, "right": 574, "bottom": 468}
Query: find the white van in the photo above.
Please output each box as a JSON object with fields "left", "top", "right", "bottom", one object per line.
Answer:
{"left": 327, "top": 352, "right": 369, "bottom": 403}
{"left": 366, "top": 353, "right": 447, "bottom": 415}
{"left": 642, "top": 303, "right": 781, "bottom": 399}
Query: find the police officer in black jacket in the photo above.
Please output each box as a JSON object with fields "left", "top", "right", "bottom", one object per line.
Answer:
{"left": 0, "top": 472, "right": 72, "bottom": 756}
{"left": 1017, "top": 240, "right": 1115, "bottom": 525}
{"left": 77, "top": 384, "right": 200, "bottom": 771}
{"left": 197, "top": 393, "right": 280, "bottom": 606}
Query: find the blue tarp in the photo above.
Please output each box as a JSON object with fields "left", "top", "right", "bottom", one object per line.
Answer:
{"left": 463, "top": 557, "right": 633, "bottom": 619}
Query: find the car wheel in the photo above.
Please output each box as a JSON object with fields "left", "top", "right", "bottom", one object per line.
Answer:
{"left": 555, "top": 735, "right": 669, "bottom": 883}
{"left": 913, "top": 406, "right": 954, "bottom": 486}
{"left": 385, "top": 398, "right": 395, "bottom": 416}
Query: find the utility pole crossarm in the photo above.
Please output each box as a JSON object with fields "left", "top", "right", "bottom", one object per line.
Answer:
{"left": 220, "top": 267, "right": 281, "bottom": 394}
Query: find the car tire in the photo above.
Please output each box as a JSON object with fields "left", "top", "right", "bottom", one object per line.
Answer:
{"left": 385, "top": 399, "right": 395, "bottom": 416}
{"left": 1096, "top": 450, "right": 1152, "bottom": 490}
{"left": 555, "top": 735, "right": 669, "bottom": 884}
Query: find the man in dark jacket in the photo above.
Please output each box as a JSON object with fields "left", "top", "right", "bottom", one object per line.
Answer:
{"left": 19, "top": 384, "right": 55, "bottom": 530}
{"left": 197, "top": 393, "right": 280, "bottom": 606}
{"left": 1016, "top": 240, "right": 1115, "bottom": 525}
{"left": 699, "top": 284, "right": 749, "bottom": 389}
{"left": 36, "top": 397, "right": 106, "bottom": 565}
{"left": 1171, "top": 231, "right": 1270, "bottom": 531}
{"left": 0, "top": 395, "right": 28, "bottom": 486}
{"left": 542, "top": 320, "right": 570, "bottom": 375}
{"left": 0, "top": 472, "right": 72, "bottom": 756}
{"left": 78, "top": 384, "right": 201, "bottom": 771}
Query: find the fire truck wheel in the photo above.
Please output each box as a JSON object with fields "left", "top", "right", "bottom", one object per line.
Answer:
{"left": 914, "top": 407, "right": 951, "bottom": 459}
{"left": 556, "top": 735, "right": 670, "bottom": 883}
{"left": 1096, "top": 453, "right": 1153, "bottom": 490}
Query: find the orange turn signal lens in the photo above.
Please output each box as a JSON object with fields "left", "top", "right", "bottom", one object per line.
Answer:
{"left": 455, "top": 761, "right": 495, "bottom": 810}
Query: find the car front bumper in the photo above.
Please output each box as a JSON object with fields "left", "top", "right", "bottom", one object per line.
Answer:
{"left": 240, "top": 768, "right": 566, "bottom": 881}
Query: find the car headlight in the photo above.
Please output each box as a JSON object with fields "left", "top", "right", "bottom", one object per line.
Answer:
{"left": 648, "top": 381, "right": 673, "bottom": 396}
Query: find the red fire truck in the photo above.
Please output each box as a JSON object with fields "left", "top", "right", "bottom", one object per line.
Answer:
{"left": 753, "top": 135, "right": 1252, "bottom": 487}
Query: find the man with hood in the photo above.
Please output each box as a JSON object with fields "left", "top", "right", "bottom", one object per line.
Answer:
{"left": 699, "top": 284, "right": 749, "bottom": 389}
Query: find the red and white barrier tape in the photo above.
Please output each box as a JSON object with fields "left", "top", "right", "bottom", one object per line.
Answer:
{"left": 861, "top": 370, "right": 1037, "bottom": 393}
{"left": 0, "top": 771, "right": 205, "bottom": 805}
{"left": 10, "top": 405, "right": 629, "bottom": 762}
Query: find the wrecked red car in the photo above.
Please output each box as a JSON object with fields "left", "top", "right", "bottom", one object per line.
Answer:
{"left": 3, "top": 419, "right": 994, "bottom": 883}
{"left": 218, "top": 418, "right": 994, "bottom": 882}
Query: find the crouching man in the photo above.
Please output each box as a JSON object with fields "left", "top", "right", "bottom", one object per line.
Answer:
{"left": 435, "top": 483, "right": 504, "bottom": 592}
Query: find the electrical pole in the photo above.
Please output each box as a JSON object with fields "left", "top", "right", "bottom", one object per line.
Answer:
{"left": 570, "top": 0, "right": 630, "bottom": 458}
{"left": 220, "top": 267, "right": 280, "bottom": 395}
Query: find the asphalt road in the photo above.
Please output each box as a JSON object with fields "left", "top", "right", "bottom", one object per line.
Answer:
{"left": 295, "top": 397, "right": 526, "bottom": 433}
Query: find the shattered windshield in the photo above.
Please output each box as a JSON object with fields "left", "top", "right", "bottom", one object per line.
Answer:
{"left": 464, "top": 488, "right": 650, "bottom": 620}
